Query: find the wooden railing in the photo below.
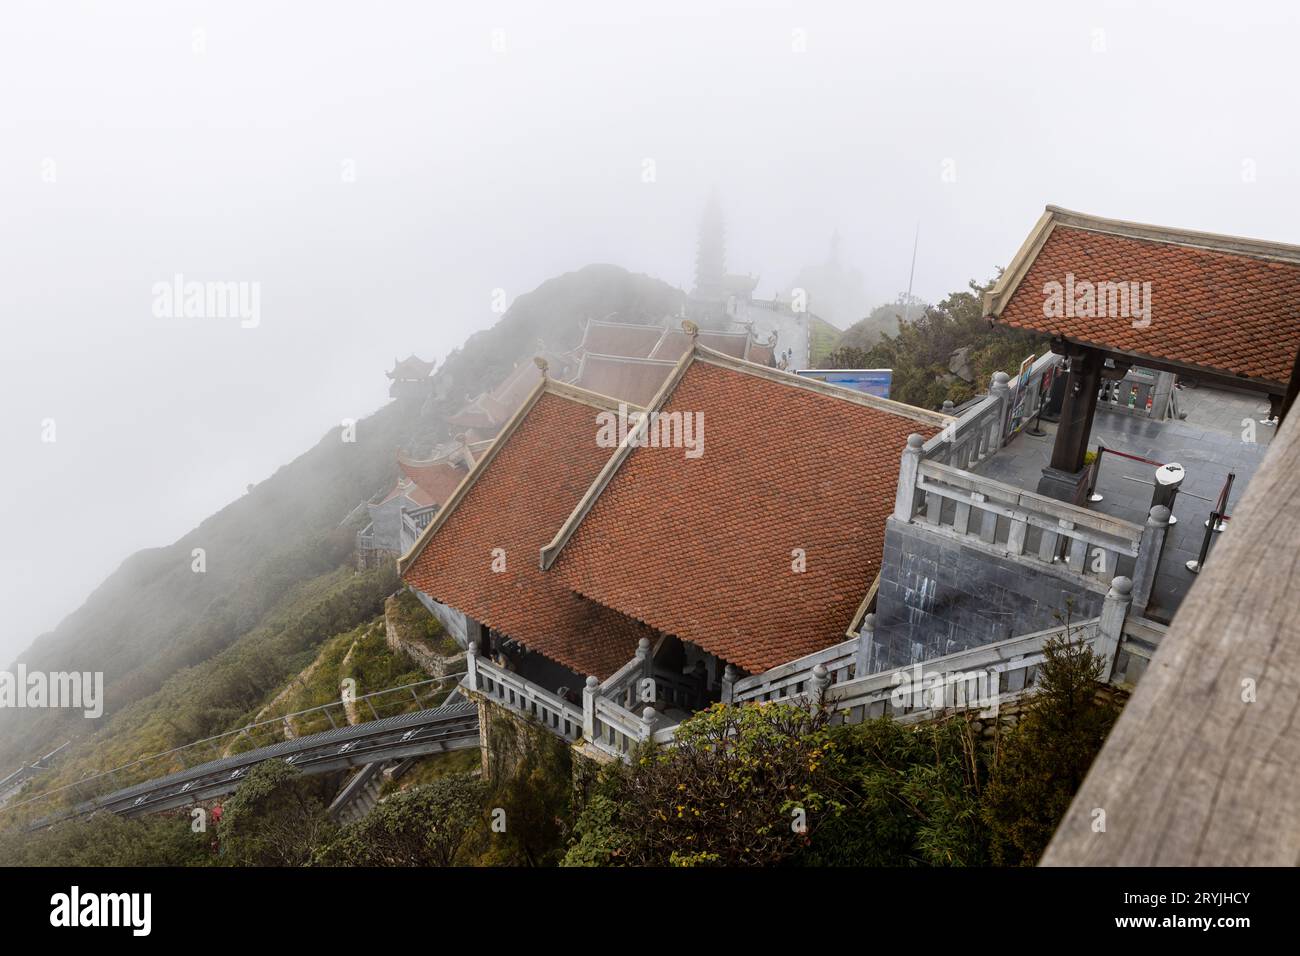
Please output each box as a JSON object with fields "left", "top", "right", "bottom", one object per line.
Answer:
{"left": 1043, "top": 407, "right": 1300, "bottom": 866}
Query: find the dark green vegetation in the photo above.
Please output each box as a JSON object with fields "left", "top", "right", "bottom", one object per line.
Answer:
{"left": 314, "top": 774, "right": 487, "bottom": 866}
{"left": 1, "top": 262, "right": 1095, "bottom": 868}
{"left": 0, "top": 264, "right": 684, "bottom": 780}
{"left": 221, "top": 760, "right": 338, "bottom": 867}
{"left": 7, "top": 563, "right": 402, "bottom": 814}
{"left": 2, "top": 634, "right": 1116, "bottom": 867}
{"left": 388, "top": 588, "right": 459, "bottom": 656}
{"left": 565, "top": 634, "right": 1119, "bottom": 867}
{"left": 827, "top": 279, "right": 1047, "bottom": 410}
{"left": 0, "top": 811, "right": 214, "bottom": 867}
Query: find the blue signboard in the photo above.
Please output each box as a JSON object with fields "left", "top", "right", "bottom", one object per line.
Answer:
{"left": 794, "top": 368, "right": 893, "bottom": 400}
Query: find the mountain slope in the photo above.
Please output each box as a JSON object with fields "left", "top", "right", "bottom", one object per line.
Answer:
{"left": 0, "top": 264, "right": 684, "bottom": 773}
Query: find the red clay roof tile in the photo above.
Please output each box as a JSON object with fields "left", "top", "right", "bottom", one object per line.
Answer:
{"left": 994, "top": 223, "right": 1300, "bottom": 386}
{"left": 577, "top": 320, "right": 666, "bottom": 359}
{"left": 402, "top": 389, "right": 654, "bottom": 679}
{"left": 570, "top": 353, "right": 675, "bottom": 407}
{"left": 397, "top": 458, "right": 467, "bottom": 507}
{"left": 549, "top": 358, "right": 942, "bottom": 674}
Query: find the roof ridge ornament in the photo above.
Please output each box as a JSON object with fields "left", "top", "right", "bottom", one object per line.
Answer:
{"left": 681, "top": 319, "right": 699, "bottom": 339}
{"left": 533, "top": 355, "right": 549, "bottom": 378}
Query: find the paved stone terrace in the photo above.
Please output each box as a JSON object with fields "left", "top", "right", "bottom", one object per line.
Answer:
{"left": 974, "top": 385, "right": 1273, "bottom": 622}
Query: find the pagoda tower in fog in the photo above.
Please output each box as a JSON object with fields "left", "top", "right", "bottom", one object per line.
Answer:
{"left": 692, "top": 191, "right": 726, "bottom": 303}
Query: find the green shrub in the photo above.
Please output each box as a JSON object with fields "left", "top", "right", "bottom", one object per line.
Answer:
{"left": 219, "top": 760, "right": 335, "bottom": 867}
{"left": 982, "top": 634, "right": 1120, "bottom": 865}
{"left": 0, "top": 812, "right": 212, "bottom": 867}
{"left": 565, "top": 701, "right": 842, "bottom": 867}
{"left": 314, "top": 774, "right": 486, "bottom": 866}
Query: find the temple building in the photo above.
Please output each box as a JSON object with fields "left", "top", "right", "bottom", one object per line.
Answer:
{"left": 400, "top": 331, "right": 949, "bottom": 757}
{"left": 355, "top": 447, "right": 476, "bottom": 568}
{"left": 386, "top": 354, "right": 436, "bottom": 401}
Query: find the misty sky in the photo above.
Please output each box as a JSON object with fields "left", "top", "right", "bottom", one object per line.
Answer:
{"left": 2, "top": 0, "right": 1298, "bottom": 665}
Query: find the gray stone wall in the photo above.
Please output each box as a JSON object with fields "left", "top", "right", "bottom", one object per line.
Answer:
{"left": 411, "top": 588, "right": 469, "bottom": 649}
{"left": 384, "top": 605, "right": 465, "bottom": 679}
{"left": 366, "top": 496, "right": 406, "bottom": 553}
{"left": 870, "top": 517, "right": 1105, "bottom": 672}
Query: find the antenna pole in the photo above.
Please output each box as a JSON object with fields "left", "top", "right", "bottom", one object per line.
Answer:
{"left": 903, "top": 224, "right": 919, "bottom": 323}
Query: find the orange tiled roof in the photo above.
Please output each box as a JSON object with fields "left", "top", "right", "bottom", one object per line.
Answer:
{"left": 546, "top": 353, "right": 946, "bottom": 674}
{"left": 569, "top": 353, "right": 675, "bottom": 407}
{"left": 577, "top": 320, "right": 666, "bottom": 358}
{"left": 648, "top": 328, "right": 751, "bottom": 361}
{"left": 401, "top": 386, "right": 654, "bottom": 679}
{"left": 380, "top": 477, "right": 434, "bottom": 508}
{"left": 446, "top": 398, "right": 499, "bottom": 431}
{"left": 987, "top": 207, "right": 1300, "bottom": 387}
{"left": 397, "top": 457, "right": 468, "bottom": 507}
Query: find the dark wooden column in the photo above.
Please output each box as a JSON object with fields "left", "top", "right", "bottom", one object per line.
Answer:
{"left": 1049, "top": 346, "right": 1103, "bottom": 473}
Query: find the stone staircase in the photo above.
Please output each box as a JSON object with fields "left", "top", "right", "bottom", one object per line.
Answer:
{"left": 330, "top": 761, "right": 387, "bottom": 825}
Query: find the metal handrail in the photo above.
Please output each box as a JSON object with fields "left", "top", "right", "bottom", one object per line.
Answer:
{"left": 1, "top": 673, "right": 465, "bottom": 816}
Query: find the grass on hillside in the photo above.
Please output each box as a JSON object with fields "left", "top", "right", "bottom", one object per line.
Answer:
{"left": 808, "top": 315, "right": 843, "bottom": 366}
{"left": 380, "top": 749, "right": 481, "bottom": 798}
{"left": 387, "top": 589, "right": 459, "bottom": 657}
{"left": 0, "top": 562, "right": 399, "bottom": 825}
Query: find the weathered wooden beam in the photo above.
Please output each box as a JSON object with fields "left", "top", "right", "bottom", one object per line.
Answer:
{"left": 1042, "top": 409, "right": 1300, "bottom": 866}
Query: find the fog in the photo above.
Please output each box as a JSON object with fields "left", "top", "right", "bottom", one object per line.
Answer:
{"left": 2, "top": 0, "right": 1297, "bottom": 665}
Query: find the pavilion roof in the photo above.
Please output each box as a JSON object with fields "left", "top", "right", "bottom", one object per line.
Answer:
{"left": 396, "top": 455, "right": 470, "bottom": 507}
{"left": 387, "top": 354, "right": 435, "bottom": 380}
{"left": 986, "top": 206, "right": 1300, "bottom": 390}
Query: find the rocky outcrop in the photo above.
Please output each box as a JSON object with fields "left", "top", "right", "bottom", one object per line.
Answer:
{"left": 384, "top": 595, "right": 466, "bottom": 679}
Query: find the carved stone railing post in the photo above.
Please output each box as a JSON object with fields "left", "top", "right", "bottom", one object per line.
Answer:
{"left": 809, "top": 664, "right": 831, "bottom": 705}
{"left": 641, "top": 706, "right": 658, "bottom": 742}
{"left": 893, "top": 433, "right": 926, "bottom": 521}
{"left": 1131, "top": 505, "right": 1171, "bottom": 610}
{"left": 989, "top": 371, "right": 1011, "bottom": 449}
{"left": 721, "top": 663, "right": 738, "bottom": 704}
{"left": 465, "top": 640, "right": 478, "bottom": 690}
{"left": 1097, "top": 576, "right": 1133, "bottom": 680}
{"left": 582, "top": 675, "right": 598, "bottom": 742}
{"left": 855, "top": 613, "right": 876, "bottom": 678}
{"left": 636, "top": 636, "right": 651, "bottom": 685}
